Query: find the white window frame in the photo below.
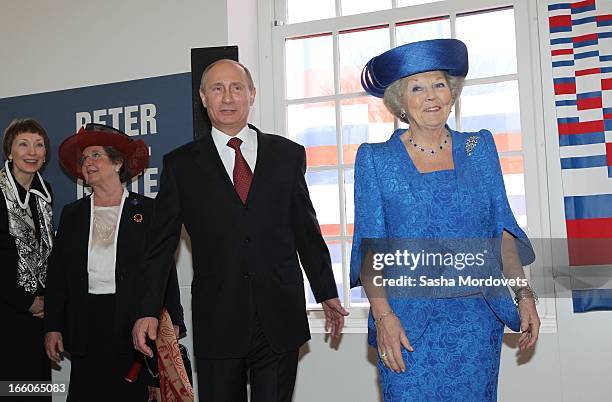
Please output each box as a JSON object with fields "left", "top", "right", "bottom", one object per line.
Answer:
{"left": 257, "top": 0, "right": 557, "bottom": 333}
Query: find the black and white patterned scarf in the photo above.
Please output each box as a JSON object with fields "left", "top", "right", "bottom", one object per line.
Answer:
{"left": 0, "top": 161, "right": 53, "bottom": 293}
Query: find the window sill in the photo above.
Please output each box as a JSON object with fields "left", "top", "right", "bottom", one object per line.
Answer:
{"left": 307, "top": 307, "right": 558, "bottom": 334}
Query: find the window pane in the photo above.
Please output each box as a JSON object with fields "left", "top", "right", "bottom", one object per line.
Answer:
{"left": 288, "top": 102, "right": 337, "bottom": 167}
{"left": 500, "top": 162, "right": 526, "bottom": 228}
{"left": 286, "top": 34, "right": 334, "bottom": 99}
{"left": 339, "top": 25, "right": 390, "bottom": 94}
{"left": 350, "top": 287, "right": 370, "bottom": 305}
{"left": 306, "top": 170, "right": 340, "bottom": 236}
{"left": 350, "top": 287, "right": 370, "bottom": 306}
{"left": 305, "top": 241, "right": 344, "bottom": 305}
{"left": 397, "top": 0, "right": 443, "bottom": 7}
{"left": 287, "top": 0, "right": 335, "bottom": 24}
{"left": 501, "top": 156, "right": 524, "bottom": 175}
{"left": 396, "top": 16, "right": 450, "bottom": 45}
{"left": 341, "top": 97, "right": 394, "bottom": 164}
{"left": 341, "top": 0, "right": 391, "bottom": 16}
{"left": 494, "top": 132, "right": 522, "bottom": 152}
{"left": 456, "top": 8, "right": 517, "bottom": 79}
{"left": 460, "top": 81, "right": 520, "bottom": 141}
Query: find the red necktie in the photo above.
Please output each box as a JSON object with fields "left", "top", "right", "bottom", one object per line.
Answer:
{"left": 227, "top": 137, "right": 253, "bottom": 204}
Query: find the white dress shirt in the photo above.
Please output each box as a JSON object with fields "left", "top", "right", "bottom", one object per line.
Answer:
{"left": 210, "top": 125, "right": 258, "bottom": 183}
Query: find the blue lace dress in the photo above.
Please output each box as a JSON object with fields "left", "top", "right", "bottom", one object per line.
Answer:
{"left": 350, "top": 128, "right": 534, "bottom": 402}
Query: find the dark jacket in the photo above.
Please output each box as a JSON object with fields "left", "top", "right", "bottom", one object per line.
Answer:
{"left": 44, "top": 192, "right": 184, "bottom": 356}
{"left": 138, "top": 124, "right": 338, "bottom": 359}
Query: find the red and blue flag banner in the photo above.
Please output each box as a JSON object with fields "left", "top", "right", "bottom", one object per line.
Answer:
{"left": 548, "top": 0, "right": 612, "bottom": 311}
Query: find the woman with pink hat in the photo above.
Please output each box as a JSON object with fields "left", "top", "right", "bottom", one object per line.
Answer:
{"left": 44, "top": 123, "right": 185, "bottom": 401}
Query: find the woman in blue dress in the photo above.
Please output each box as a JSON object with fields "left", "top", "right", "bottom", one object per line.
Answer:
{"left": 351, "top": 39, "right": 540, "bottom": 401}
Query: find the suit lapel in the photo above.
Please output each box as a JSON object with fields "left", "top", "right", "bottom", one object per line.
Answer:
{"left": 75, "top": 197, "right": 91, "bottom": 292}
{"left": 115, "top": 193, "right": 138, "bottom": 281}
{"left": 192, "top": 124, "right": 274, "bottom": 206}
{"left": 244, "top": 125, "right": 274, "bottom": 206}
{"left": 192, "top": 132, "right": 244, "bottom": 205}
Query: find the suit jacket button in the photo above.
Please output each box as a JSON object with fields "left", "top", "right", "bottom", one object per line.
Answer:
{"left": 244, "top": 237, "right": 251, "bottom": 244}
{"left": 243, "top": 273, "right": 249, "bottom": 279}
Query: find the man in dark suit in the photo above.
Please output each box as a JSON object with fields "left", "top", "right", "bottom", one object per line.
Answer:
{"left": 133, "top": 59, "right": 348, "bottom": 402}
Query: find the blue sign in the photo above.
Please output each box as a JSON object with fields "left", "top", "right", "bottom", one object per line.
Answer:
{"left": 0, "top": 72, "right": 193, "bottom": 220}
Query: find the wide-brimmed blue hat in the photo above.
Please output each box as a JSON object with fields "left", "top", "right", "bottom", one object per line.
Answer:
{"left": 361, "top": 38, "right": 468, "bottom": 98}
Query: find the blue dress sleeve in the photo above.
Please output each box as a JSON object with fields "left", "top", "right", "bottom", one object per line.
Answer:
{"left": 481, "top": 129, "right": 535, "bottom": 266}
{"left": 350, "top": 143, "right": 387, "bottom": 287}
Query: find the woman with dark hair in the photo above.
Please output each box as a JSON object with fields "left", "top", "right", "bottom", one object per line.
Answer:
{"left": 44, "top": 123, "right": 185, "bottom": 401}
{"left": 351, "top": 39, "right": 540, "bottom": 401}
{"left": 0, "top": 118, "right": 53, "bottom": 400}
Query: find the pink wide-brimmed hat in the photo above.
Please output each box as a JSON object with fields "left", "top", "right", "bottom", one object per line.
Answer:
{"left": 58, "top": 123, "right": 149, "bottom": 180}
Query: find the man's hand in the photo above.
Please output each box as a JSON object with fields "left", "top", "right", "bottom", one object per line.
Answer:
{"left": 322, "top": 297, "right": 349, "bottom": 338}
{"left": 44, "top": 332, "right": 64, "bottom": 363}
{"left": 132, "top": 317, "right": 159, "bottom": 357}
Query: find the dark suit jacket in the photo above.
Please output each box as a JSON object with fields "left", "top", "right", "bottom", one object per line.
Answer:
{"left": 44, "top": 192, "right": 184, "bottom": 357}
{"left": 139, "top": 124, "right": 338, "bottom": 359}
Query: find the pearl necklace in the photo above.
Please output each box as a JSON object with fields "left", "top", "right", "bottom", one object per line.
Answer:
{"left": 407, "top": 132, "right": 450, "bottom": 156}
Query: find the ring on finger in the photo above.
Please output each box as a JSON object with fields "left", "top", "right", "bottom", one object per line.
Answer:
{"left": 380, "top": 351, "right": 387, "bottom": 359}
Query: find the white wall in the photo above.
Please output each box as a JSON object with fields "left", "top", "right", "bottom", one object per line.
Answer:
{"left": 0, "top": 0, "right": 228, "bottom": 97}
{"left": 227, "top": 0, "right": 262, "bottom": 128}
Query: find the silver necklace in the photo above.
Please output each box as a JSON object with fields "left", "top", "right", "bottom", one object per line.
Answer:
{"left": 407, "top": 132, "right": 450, "bottom": 156}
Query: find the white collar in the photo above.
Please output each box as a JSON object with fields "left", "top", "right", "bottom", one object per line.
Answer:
{"left": 211, "top": 125, "right": 256, "bottom": 151}
{"left": 91, "top": 187, "right": 129, "bottom": 207}
{"left": 3, "top": 160, "right": 52, "bottom": 209}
